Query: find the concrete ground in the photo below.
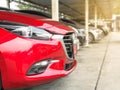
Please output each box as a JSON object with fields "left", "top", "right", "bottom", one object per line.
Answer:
{"left": 24, "top": 32, "right": 120, "bottom": 90}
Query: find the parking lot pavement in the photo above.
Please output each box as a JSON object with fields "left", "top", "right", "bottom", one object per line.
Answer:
{"left": 97, "top": 32, "right": 120, "bottom": 90}
{"left": 23, "top": 32, "right": 120, "bottom": 90}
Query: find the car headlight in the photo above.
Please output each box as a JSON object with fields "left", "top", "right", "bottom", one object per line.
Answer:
{"left": 27, "top": 60, "right": 50, "bottom": 75}
{"left": 12, "top": 26, "right": 53, "bottom": 40}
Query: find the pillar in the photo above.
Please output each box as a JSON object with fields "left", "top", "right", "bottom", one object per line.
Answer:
{"left": 52, "top": 0, "right": 59, "bottom": 21}
{"left": 94, "top": 5, "right": 97, "bottom": 28}
{"left": 85, "top": 0, "right": 89, "bottom": 46}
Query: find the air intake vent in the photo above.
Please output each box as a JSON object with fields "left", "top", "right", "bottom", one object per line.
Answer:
{"left": 64, "top": 62, "right": 73, "bottom": 70}
{"left": 63, "top": 34, "right": 74, "bottom": 59}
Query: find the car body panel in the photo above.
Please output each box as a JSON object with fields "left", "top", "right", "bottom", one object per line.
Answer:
{"left": 0, "top": 11, "right": 73, "bottom": 35}
{"left": 89, "top": 27, "right": 103, "bottom": 41}
{"left": 0, "top": 10, "right": 77, "bottom": 89}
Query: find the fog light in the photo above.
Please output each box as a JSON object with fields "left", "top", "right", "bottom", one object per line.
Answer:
{"left": 36, "top": 60, "right": 49, "bottom": 66}
{"left": 27, "top": 60, "right": 50, "bottom": 75}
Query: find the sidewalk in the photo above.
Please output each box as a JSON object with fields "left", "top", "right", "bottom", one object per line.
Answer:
{"left": 26, "top": 32, "right": 120, "bottom": 90}
{"left": 97, "top": 32, "right": 120, "bottom": 90}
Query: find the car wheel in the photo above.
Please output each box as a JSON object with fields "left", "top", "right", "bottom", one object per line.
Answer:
{"left": 89, "top": 33, "right": 94, "bottom": 43}
{"left": 78, "top": 36, "right": 85, "bottom": 46}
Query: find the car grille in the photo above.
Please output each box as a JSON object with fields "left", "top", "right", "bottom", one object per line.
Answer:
{"left": 63, "top": 34, "right": 74, "bottom": 59}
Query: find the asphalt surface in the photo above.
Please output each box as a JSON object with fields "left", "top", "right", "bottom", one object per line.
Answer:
{"left": 22, "top": 32, "right": 120, "bottom": 90}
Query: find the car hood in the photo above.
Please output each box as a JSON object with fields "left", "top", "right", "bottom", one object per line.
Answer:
{"left": 38, "top": 19, "right": 73, "bottom": 34}
{"left": 0, "top": 11, "right": 73, "bottom": 35}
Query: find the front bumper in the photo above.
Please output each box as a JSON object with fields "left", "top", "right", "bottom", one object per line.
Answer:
{"left": 0, "top": 35, "right": 77, "bottom": 90}
{"left": 94, "top": 31, "right": 103, "bottom": 41}
{"left": 6, "top": 59, "right": 77, "bottom": 90}
{"left": 90, "top": 30, "right": 103, "bottom": 41}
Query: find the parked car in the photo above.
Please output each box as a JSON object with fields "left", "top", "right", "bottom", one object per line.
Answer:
{"left": 0, "top": 8, "right": 77, "bottom": 90}
{"left": 89, "top": 26, "right": 103, "bottom": 42}
{"left": 79, "top": 24, "right": 103, "bottom": 43}
{"left": 89, "top": 24, "right": 110, "bottom": 35}
{"left": 97, "top": 25, "right": 110, "bottom": 35}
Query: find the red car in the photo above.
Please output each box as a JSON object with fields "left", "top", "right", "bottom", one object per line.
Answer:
{"left": 0, "top": 8, "right": 77, "bottom": 90}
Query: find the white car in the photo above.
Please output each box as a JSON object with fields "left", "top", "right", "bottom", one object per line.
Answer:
{"left": 78, "top": 25, "right": 104, "bottom": 43}
{"left": 89, "top": 26, "right": 104, "bottom": 42}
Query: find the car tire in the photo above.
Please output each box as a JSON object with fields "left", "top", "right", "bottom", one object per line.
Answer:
{"left": 89, "top": 33, "right": 94, "bottom": 43}
{"left": 78, "top": 36, "right": 85, "bottom": 46}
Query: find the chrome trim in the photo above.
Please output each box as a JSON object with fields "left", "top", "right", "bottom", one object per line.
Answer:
{"left": 52, "top": 34, "right": 74, "bottom": 60}
{"left": 63, "top": 34, "right": 74, "bottom": 59}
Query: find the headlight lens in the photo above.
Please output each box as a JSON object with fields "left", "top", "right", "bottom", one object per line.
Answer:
{"left": 12, "top": 26, "right": 52, "bottom": 40}
{"left": 27, "top": 60, "right": 50, "bottom": 75}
